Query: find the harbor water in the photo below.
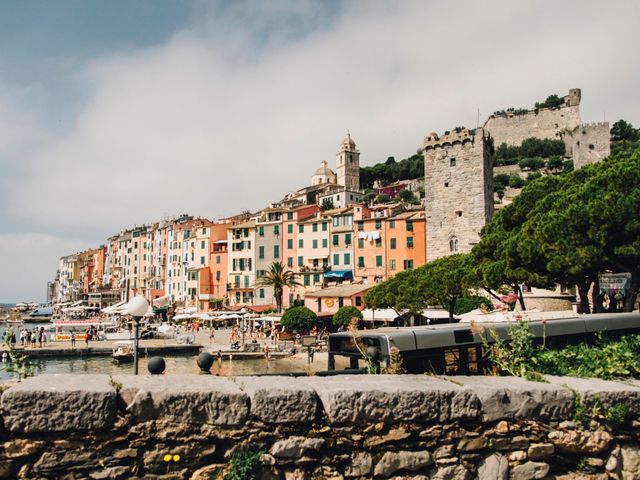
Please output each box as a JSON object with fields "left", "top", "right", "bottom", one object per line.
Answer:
{"left": 0, "top": 322, "right": 313, "bottom": 381}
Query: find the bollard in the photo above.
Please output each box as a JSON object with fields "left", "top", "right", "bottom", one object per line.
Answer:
{"left": 197, "top": 351, "right": 214, "bottom": 374}
{"left": 148, "top": 356, "right": 166, "bottom": 375}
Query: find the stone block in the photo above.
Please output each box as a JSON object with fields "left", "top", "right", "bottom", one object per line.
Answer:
{"left": 114, "top": 374, "right": 248, "bottom": 426}
{"left": 373, "top": 450, "right": 432, "bottom": 477}
{"left": 444, "top": 376, "right": 573, "bottom": 422}
{"left": 345, "top": 452, "right": 372, "bottom": 477}
{"left": 527, "top": 443, "right": 554, "bottom": 460}
{"left": 510, "top": 461, "right": 550, "bottom": 480}
{"left": 547, "top": 429, "right": 612, "bottom": 454}
{"left": 233, "top": 376, "right": 317, "bottom": 424}
{"left": 1, "top": 374, "right": 116, "bottom": 432}
{"left": 477, "top": 453, "right": 508, "bottom": 480}
{"left": 302, "top": 375, "right": 479, "bottom": 425}
{"left": 269, "top": 436, "right": 324, "bottom": 459}
{"left": 545, "top": 376, "right": 640, "bottom": 416}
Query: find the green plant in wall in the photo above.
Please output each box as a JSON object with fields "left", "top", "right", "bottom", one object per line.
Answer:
{"left": 2, "top": 339, "right": 35, "bottom": 381}
{"left": 226, "top": 449, "right": 265, "bottom": 480}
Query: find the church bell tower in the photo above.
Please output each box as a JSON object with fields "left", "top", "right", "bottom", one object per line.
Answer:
{"left": 336, "top": 133, "right": 360, "bottom": 191}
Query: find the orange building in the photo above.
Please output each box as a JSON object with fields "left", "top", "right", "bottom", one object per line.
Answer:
{"left": 200, "top": 222, "right": 229, "bottom": 311}
{"left": 354, "top": 208, "right": 387, "bottom": 284}
{"left": 385, "top": 210, "right": 426, "bottom": 274}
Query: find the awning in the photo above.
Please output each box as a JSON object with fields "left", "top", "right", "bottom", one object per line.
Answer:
{"left": 102, "top": 300, "right": 127, "bottom": 314}
{"left": 361, "top": 308, "right": 399, "bottom": 322}
{"left": 323, "top": 270, "right": 353, "bottom": 280}
{"left": 306, "top": 254, "right": 329, "bottom": 260}
{"left": 152, "top": 295, "right": 170, "bottom": 308}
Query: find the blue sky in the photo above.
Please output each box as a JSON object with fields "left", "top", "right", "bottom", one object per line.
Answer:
{"left": 1, "top": 0, "right": 639, "bottom": 301}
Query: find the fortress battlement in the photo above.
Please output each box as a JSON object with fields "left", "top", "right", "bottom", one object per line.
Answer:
{"left": 423, "top": 127, "right": 475, "bottom": 150}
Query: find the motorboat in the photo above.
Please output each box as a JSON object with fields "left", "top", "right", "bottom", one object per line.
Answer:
{"left": 112, "top": 341, "right": 135, "bottom": 362}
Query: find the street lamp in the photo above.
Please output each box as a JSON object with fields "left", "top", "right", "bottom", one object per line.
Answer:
{"left": 125, "top": 295, "right": 149, "bottom": 375}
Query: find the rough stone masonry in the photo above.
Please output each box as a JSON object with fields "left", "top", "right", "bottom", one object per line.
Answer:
{"left": 1, "top": 374, "right": 640, "bottom": 479}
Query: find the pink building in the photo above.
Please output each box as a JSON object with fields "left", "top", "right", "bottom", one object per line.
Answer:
{"left": 304, "top": 284, "right": 372, "bottom": 318}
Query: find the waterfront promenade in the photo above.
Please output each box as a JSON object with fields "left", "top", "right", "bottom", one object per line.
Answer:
{"left": 0, "top": 327, "right": 310, "bottom": 362}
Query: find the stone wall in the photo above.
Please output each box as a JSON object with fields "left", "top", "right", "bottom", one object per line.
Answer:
{"left": 424, "top": 129, "right": 493, "bottom": 260}
{"left": 563, "top": 122, "right": 611, "bottom": 169}
{"left": 484, "top": 102, "right": 582, "bottom": 149}
{"left": 2, "top": 373, "right": 640, "bottom": 479}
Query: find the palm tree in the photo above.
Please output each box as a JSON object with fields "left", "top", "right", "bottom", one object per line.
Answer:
{"left": 255, "top": 261, "right": 302, "bottom": 312}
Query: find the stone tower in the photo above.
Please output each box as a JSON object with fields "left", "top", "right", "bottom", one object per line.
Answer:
{"left": 424, "top": 128, "right": 493, "bottom": 260}
{"left": 336, "top": 133, "right": 360, "bottom": 191}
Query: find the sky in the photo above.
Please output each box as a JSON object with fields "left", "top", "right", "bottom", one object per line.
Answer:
{"left": 1, "top": 0, "right": 639, "bottom": 302}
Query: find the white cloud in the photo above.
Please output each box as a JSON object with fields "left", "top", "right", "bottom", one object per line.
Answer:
{"left": 2, "top": 0, "right": 640, "bottom": 299}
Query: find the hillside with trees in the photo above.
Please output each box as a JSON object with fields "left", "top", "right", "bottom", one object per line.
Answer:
{"left": 360, "top": 152, "right": 424, "bottom": 190}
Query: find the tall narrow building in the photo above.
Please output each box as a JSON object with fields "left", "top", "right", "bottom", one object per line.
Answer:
{"left": 336, "top": 133, "right": 360, "bottom": 191}
{"left": 423, "top": 128, "right": 493, "bottom": 260}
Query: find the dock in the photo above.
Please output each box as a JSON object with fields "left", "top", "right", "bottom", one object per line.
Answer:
{"left": 1, "top": 343, "right": 202, "bottom": 358}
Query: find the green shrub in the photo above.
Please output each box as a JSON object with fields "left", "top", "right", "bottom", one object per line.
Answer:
{"left": 281, "top": 306, "right": 317, "bottom": 332}
{"left": 451, "top": 296, "right": 494, "bottom": 315}
{"left": 333, "top": 306, "right": 363, "bottom": 327}
{"left": 508, "top": 173, "right": 526, "bottom": 189}
{"left": 535, "top": 94, "right": 564, "bottom": 109}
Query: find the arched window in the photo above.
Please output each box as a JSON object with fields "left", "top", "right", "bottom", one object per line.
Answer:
{"left": 449, "top": 236, "right": 459, "bottom": 253}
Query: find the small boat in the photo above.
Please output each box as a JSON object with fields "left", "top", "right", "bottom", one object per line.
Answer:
{"left": 112, "top": 341, "right": 135, "bottom": 363}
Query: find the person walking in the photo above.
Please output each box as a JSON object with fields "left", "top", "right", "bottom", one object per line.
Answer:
{"left": 30, "top": 330, "right": 36, "bottom": 348}
{"left": 70, "top": 331, "right": 76, "bottom": 349}
{"left": 84, "top": 328, "right": 90, "bottom": 348}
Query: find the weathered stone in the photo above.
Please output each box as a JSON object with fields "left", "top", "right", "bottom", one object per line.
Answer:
{"left": 1, "top": 374, "right": 116, "bottom": 432}
{"left": 435, "top": 457, "right": 459, "bottom": 465}
{"left": 456, "top": 436, "right": 486, "bottom": 452}
{"left": 527, "top": 443, "right": 554, "bottom": 460}
{"left": 508, "top": 451, "right": 527, "bottom": 462}
{"left": 345, "top": 451, "right": 372, "bottom": 477}
{"left": 605, "top": 446, "right": 619, "bottom": 472}
{"left": 545, "top": 376, "right": 640, "bottom": 417}
{"left": 548, "top": 429, "right": 612, "bottom": 454}
{"left": 89, "top": 466, "right": 131, "bottom": 479}
{"left": 435, "top": 445, "right": 456, "bottom": 459}
{"left": 444, "top": 376, "right": 573, "bottom": 422}
{"left": 269, "top": 436, "right": 324, "bottom": 459}
{"left": 2, "top": 439, "right": 43, "bottom": 458}
{"left": 311, "top": 465, "right": 344, "bottom": 479}
{"left": 492, "top": 436, "right": 529, "bottom": 451}
{"left": 284, "top": 469, "right": 307, "bottom": 480}
{"left": 233, "top": 376, "right": 317, "bottom": 424}
{"left": 114, "top": 375, "right": 248, "bottom": 426}
{"left": 430, "top": 464, "right": 471, "bottom": 480}
{"left": 113, "top": 448, "right": 138, "bottom": 459}
{"left": 477, "top": 453, "right": 508, "bottom": 480}
{"left": 510, "top": 461, "right": 550, "bottom": 480}
{"left": 586, "top": 457, "right": 604, "bottom": 468}
{"left": 374, "top": 451, "right": 432, "bottom": 477}
{"left": 33, "top": 450, "right": 98, "bottom": 474}
{"left": 303, "top": 375, "right": 479, "bottom": 425}
{"left": 363, "top": 427, "right": 411, "bottom": 447}
{"left": 495, "top": 421, "right": 509, "bottom": 434}
{"left": 620, "top": 444, "right": 640, "bottom": 479}
{"left": 190, "top": 464, "right": 225, "bottom": 480}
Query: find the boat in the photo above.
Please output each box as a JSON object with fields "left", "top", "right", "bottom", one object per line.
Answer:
{"left": 112, "top": 340, "right": 135, "bottom": 362}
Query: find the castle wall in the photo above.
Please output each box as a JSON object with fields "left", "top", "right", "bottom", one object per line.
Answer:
{"left": 484, "top": 105, "right": 582, "bottom": 147}
{"left": 424, "top": 129, "right": 493, "bottom": 260}
{"left": 564, "top": 122, "right": 611, "bottom": 169}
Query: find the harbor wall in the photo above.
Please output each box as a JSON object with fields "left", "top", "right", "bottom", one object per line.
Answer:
{"left": 1, "top": 374, "right": 640, "bottom": 479}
